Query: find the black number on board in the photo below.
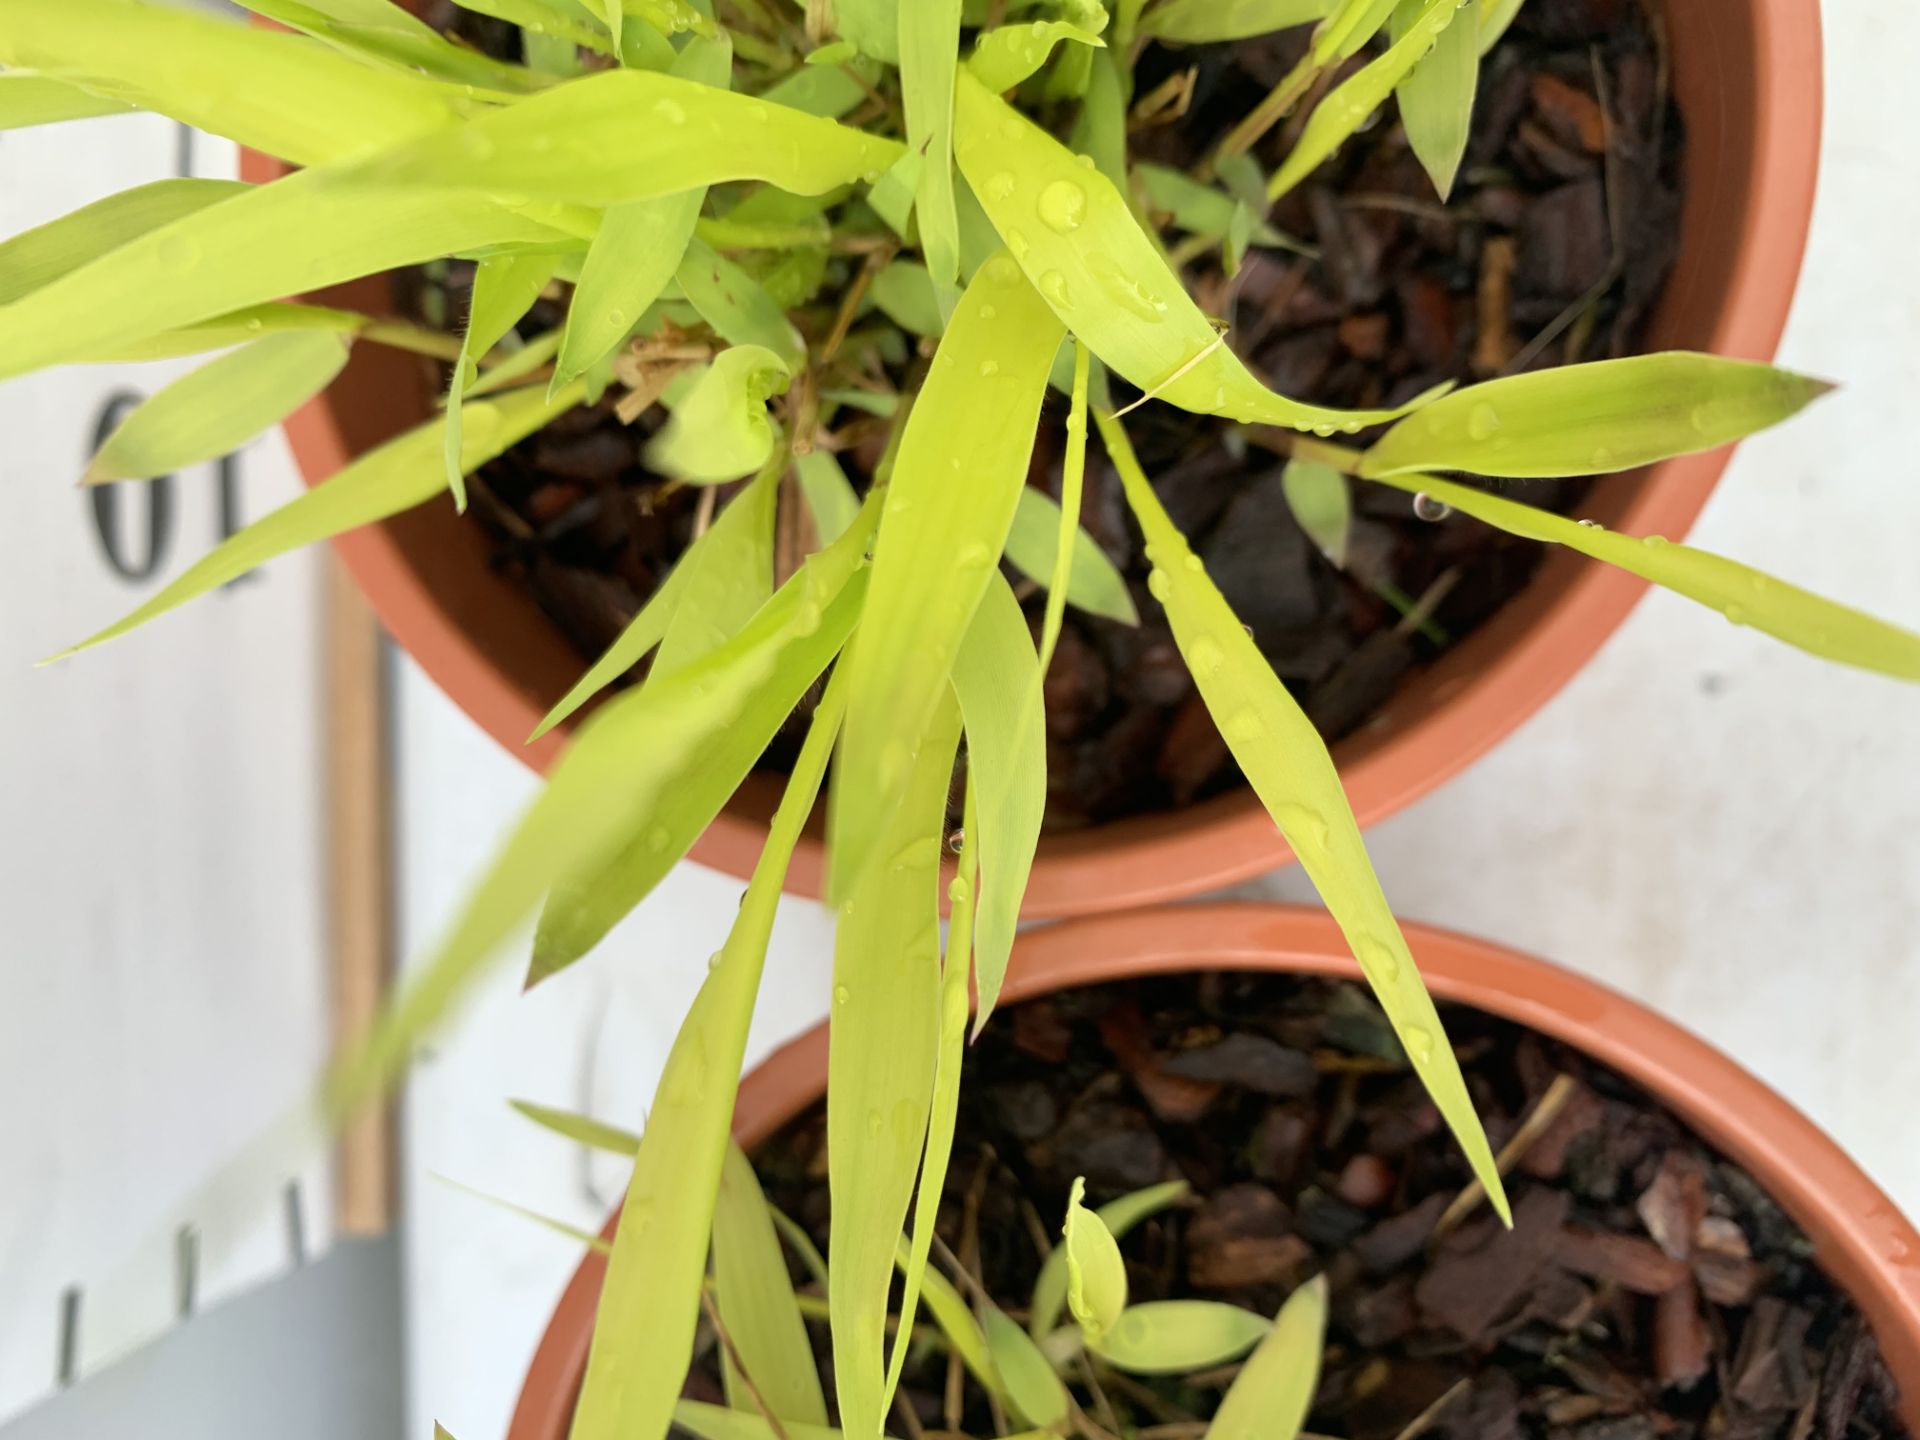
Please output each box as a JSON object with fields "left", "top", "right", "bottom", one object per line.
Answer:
{"left": 88, "top": 391, "right": 176, "bottom": 583}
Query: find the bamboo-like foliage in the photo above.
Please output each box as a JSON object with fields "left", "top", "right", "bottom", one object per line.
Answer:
{"left": 7, "top": 3, "right": 1914, "bottom": 1438}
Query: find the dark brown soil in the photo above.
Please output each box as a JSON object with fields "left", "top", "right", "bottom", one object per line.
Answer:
{"left": 721, "top": 972, "right": 1908, "bottom": 1440}
{"left": 423, "top": 0, "right": 1685, "bottom": 828}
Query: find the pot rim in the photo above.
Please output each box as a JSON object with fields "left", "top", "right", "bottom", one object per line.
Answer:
{"left": 507, "top": 902, "right": 1920, "bottom": 1440}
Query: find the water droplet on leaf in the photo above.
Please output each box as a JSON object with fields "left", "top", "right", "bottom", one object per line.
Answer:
{"left": 1412, "top": 492, "right": 1451, "bottom": 522}
{"left": 1038, "top": 179, "right": 1087, "bottom": 233}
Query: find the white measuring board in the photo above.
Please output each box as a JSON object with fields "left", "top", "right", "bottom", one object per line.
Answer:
{"left": 0, "top": 112, "right": 335, "bottom": 1426}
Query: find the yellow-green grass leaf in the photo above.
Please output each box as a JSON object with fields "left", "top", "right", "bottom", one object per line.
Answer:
{"left": 1029, "top": 1180, "right": 1187, "bottom": 1338}
{"left": 1003, "top": 487, "right": 1139, "bottom": 625}
{"left": 0, "top": 167, "right": 582, "bottom": 382}
{"left": 761, "top": 54, "right": 885, "bottom": 120}
{"left": 89, "top": 302, "right": 465, "bottom": 366}
{"left": 1367, "top": 471, "right": 1920, "bottom": 682}
{"left": 950, "top": 576, "right": 1046, "bottom": 1030}
{"left": 1098, "top": 409, "right": 1510, "bottom": 1223}
{"left": 434, "top": 1172, "right": 613, "bottom": 1254}
{"left": 673, "top": 1403, "right": 844, "bottom": 1440}
{"left": 1392, "top": 0, "right": 1477, "bottom": 199}
{"left": 358, "top": 68, "right": 903, "bottom": 207}
{"left": 528, "top": 505, "right": 879, "bottom": 980}
{"left": 49, "top": 382, "right": 578, "bottom": 662}
{"left": 1359, "top": 352, "right": 1835, "bottom": 480}
{"left": 1063, "top": 1177, "right": 1127, "bottom": 1346}
{"left": 831, "top": 253, "right": 1062, "bottom": 900}
{"left": 0, "top": 73, "right": 135, "bottom": 129}
{"left": 1315, "top": 0, "right": 1404, "bottom": 61}
{"left": 645, "top": 346, "right": 793, "bottom": 485}
{"left": 885, "top": 784, "right": 980, "bottom": 1412}
{"left": 901, "top": 0, "right": 964, "bottom": 303}
{"left": 714, "top": 1142, "right": 830, "bottom": 1425}
{"left": 527, "top": 525, "right": 698, "bottom": 741}
{"left": 0, "top": 178, "right": 243, "bottom": 308}
{"left": 953, "top": 71, "right": 1424, "bottom": 436}
{"left": 1209, "top": 1276, "right": 1327, "bottom": 1440}
{"left": 835, "top": 0, "right": 900, "bottom": 61}
{"left": 0, "top": 0, "right": 460, "bottom": 167}
{"left": 797, "top": 450, "right": 863, "bottom": 546}
{"left": 471, "top": 326, "right": 566, "bottom": 395}
{"left": 654, "top": 457, "right": 780, "bottom": 681}
{"left": 1071, "top": 46, "right": 1130, "bottom": 196}
{"left": 451, "top": 0, "right": 611, "bottom": 52}
{"left": 1132, "top": 163, "right": 1296, "bottom": 250}
{"left": 555, "top": 33, "right": 729, "bottom": 387}
{"left": 1478, "top": 0, "right": 1527, "bottom": 52}
{"left": 236, "top": 0, "right": 549, "bottom": 94}
{"left": 1268, "top": 0, "right": 1466, "bottom": 202}
{"left": 806, "top": 40, "right": 861, "bottom": 67}
{"left": 509, "top": 1098, "right": 640, "bottom": 1154}
{"left": 1035, "top": 342, "right": 1094, "bottom": 676}
{"left": 678, "top": 240, "right": 808, "bottom": 370}
{"left": 968, "top": 21, "right": 1106, "bottom": 93}
{"left": 870, "top": 260, "right": 943, "bottom": 339}
{"left": 772, "top": 1207, "right": 831, "bottom": 1292}
{"left": 83, "top": 330, "right": 349, "bottom": 486}
{"left": 1281, "top": 459, "right": 1351, "bottom": 566}
{"left": 983, "top": 1304, "right": 1071, "bottom": 1431}
{"left": 557, "top": 196, "right": 695, "bottom": 384}
{"left": 572, "top": 670, "right": 850, "bottom": 1440}
{"left": 828, "top": 693, "right": 962, "bottom": 1440}
{"left": 1095, "top": 1301, "right": 1270, "bottom": 1374}
{"left": 891, "top": 1240, "right": 1005, "bottom": 1400}
{"left": 1139, "top": 0, "right": 1334, "bottom": 43}
{"left": 330, "top": 508, "right": 872, "bottom": 1120}
{"left": 446, "top": 252, "right": 559, "bottom": 509}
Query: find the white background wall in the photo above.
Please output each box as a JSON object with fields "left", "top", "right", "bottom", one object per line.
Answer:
{"left": 0, "top": 116, "right": 334, "bottom": 1427}
{"left": 395, "top": 5, "right": 1920, "bottom": 1439}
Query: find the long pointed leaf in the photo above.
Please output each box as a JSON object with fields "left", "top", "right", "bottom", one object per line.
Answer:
{"left": 0, "top": 73, "right": 135, "bottom": 130}
{"left": 983, "top": 1304, "right": 1071, "bottom": 1431}
{"left": 527, "top": 502, "right": 880, "bottom": 981}
{"left": 1267, "top": 0, "right": 1466, "bottom": 202}
{"left": 83, "top": 330, "right": 349, "bottom": 485}
{"left": 884, "top": 783, "right": 979, "bottom": 1413}
{"left": 0, "top": 179, "right": 244, "bottom": 308}
{"left": 509, "top": 1098, "right": 642, "bottom": 1155}
{"left": 952, "top": 70, "right": 1426, "bottom": 436}
{"left": 950, "top": 575, "right": 1046, "bottom": 1032}
{"left": 900, "top": 0, "right": 964, "bottom": 304}
{"left": 967, "top": 21, "right": 1106, "bottom": 93}
{"left": 359, "top": 68, "right": 902, "bottom": 206}
{"left": 1392, "top": 0, "right": 1477, "bottom": 199}
{"left": 828, "top": 692, "right": 962, "bottom": 1440}
{"left": 1138, "top": 0, "right": 1334, "bottom": 42}
{"left": 714, "top": 1142, "right": 830, "bottom": 1425}
{"left": 0, "top": 0, "right": 460, "bottom": 166}
{"left": 235, "top": 0, "right": 549, "bottom": 93}
{"left": 1002, "top": 487, "right": 1139, "bottom": 625}
{"left": 0, "top": 167, "right": 581, "bottom": 382}
{"left": 1209, "top": 1276, "right": 1327, "bottom": 1440}
{"left": 832, "top": 253, "right": 1062, "bottom": 900}
{"left": 554, "top": 34, "right": 730, "bottom": 386}
{"left": 653, "top": 459, "right": 780, "bottom": 678}
{"left": 678, "top": 240, "right": 808, "bottom": 369}
{"left": 1365, "top": 470, "right": 1920, "bottom": 681}
{"left": 1097, "top": 410, "right": 1510, "bottom": 1224}
{"left": 328, "top": 508, "right": 874, "bottom": 1112}
{"left": 445, "top": 252, "right": 559, "bottom": 509}
{"left": 673, "top": 1403, "right": 844, "bottom": 1440}
{"left": 571, "top": 672, "right": 850, "bottom": 1440}
{"left": 1359, "top": 353, "right": 1834, "bottom": 480}
{"left": 48, "top": 382, "right": 580, "bottom": 661}
{"left": 891, "top": 1240, "right": 1004, "bottom": 1399}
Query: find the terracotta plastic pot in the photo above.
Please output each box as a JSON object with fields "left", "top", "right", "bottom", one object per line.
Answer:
{"left": 251, "top": 0, "right": 1823, "bottom": 915}
{"left": 505, "top": 904, "right": 1920, "bottom": 1440}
